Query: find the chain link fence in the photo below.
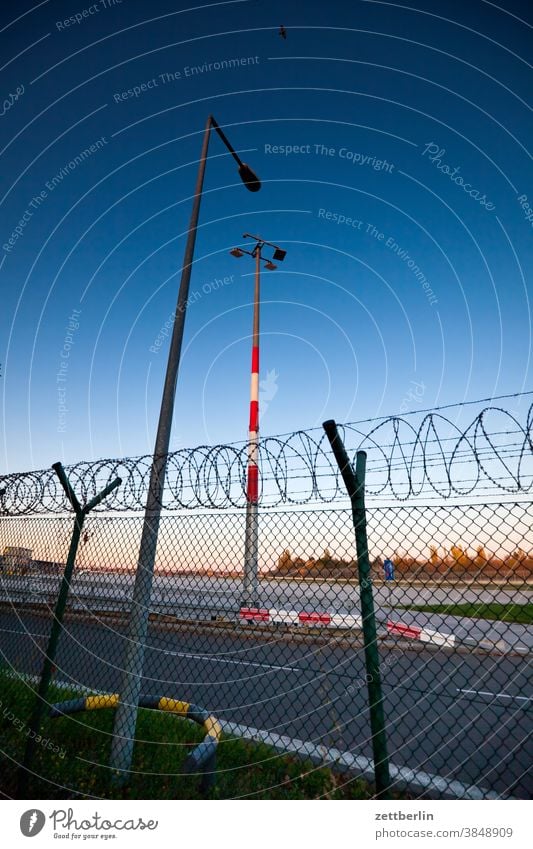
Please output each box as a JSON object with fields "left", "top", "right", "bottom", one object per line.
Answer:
{"left": 1, "top": 498, "right": 531, "bottom": 798}
{"left": 0, "top": 403, "right": 531, "bottom": 798}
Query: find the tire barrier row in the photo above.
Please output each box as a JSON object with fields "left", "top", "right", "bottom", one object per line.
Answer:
{"left": 49, "top": 694, "right": 222, "bottom": 792}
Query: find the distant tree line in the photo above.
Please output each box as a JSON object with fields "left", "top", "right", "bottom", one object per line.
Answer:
{"left": 272, "top": 546, "right": 533, "bottom": 579}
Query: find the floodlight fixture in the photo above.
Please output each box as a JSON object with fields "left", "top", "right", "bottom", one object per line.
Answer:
{"left": 238, "top": 162, "right": 261, "bottom": 192}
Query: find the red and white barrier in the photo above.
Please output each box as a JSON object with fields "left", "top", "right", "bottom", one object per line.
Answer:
{"left": 239, "top": 610, "right": 505, "bottom": 652}
{"left": 239, "top": 608, "right": 270, "bottom": 622}
{"left": 387, "top": 619, "right": 472, "bottom": 649}
{"left": 386, "top": 620, "right": 423, "bottom": 640}
{"left": 239, "top": 608, "right": 362, "bottom": 629}
{"left": 298, "top": 611, "right": 332, "bottom": 625}
{"left": 239, "top": 610, "right": 501, "bottom": 652}
{"left": 387, "top": 620, "right": 457, "bottom": 646}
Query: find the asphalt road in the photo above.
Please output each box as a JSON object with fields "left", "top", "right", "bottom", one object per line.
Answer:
{"left": 2, "top": 572, "right": 531, "bottom": 650}
{"left": 8, "top": 571, "right": 532, "bottom": 608}
{"left": 0, "top": 609, "right": 531, "bottom": 798}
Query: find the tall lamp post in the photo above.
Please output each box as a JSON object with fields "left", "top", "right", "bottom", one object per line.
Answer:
{"left": 110, "top": 117, "right": 261, "bottom": 782}
{"left": 230, "top": 234, "right": 286, "bottom": 605}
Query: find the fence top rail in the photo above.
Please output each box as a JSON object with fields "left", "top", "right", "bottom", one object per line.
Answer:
{"left": 1, "top": 401, "right": 532, "bottom": 515}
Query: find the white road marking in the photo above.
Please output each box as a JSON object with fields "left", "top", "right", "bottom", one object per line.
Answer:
{"left": 0, "top": 627, "right": 303, "bottom": 674}
{"left": 153, "top": 648, "right": 304, "bottom": 674}
{"left": 457, "top": 688, "right": 532, "bottom": 703}
{"left": 0, "top": 627, "right": 48, "bottom": 637}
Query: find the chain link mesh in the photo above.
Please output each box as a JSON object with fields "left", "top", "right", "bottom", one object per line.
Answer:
{"left": 1, "top": 497, "right": 531, "bottom": 798}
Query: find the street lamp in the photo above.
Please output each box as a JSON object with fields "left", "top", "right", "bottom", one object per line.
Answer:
{"left": 110, "top": 116, "right": 261, "bottom": 783}
{"left": 230, "top": 233, "right": 287, "bottom": 605}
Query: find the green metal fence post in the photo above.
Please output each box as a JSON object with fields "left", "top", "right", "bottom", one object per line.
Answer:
{"left": 18, "top": 462, "right": 121, "bottom": 795}
{"left": 323, "top": 419, "right": 391, "bottom": 797}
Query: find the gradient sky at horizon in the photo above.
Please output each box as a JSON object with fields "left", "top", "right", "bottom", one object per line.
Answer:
{"left": 1, "top": 0, "right": 532, "bottom": 474}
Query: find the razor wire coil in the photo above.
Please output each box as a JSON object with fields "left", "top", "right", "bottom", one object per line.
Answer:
{"left": 1, "top": 403, "right": 532, "bottom": 514}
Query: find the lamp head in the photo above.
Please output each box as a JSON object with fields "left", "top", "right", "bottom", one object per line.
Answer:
{"left": 238, "top": 162, "right": 261, "bottom": 192}
{"left": 264, "top": 261, "right": 277, "bottom": 271}
{"left": 273, "top": 248, "right": 287, "bottom": 262}
{"left": 230, "top": 248, "right": 244, "bottom": 258}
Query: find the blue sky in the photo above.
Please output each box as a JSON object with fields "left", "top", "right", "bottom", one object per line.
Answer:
{"left": 1, "top": 0, "right": 531, "bottom": 472}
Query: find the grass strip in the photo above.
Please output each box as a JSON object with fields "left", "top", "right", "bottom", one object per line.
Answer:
{"left": 397, "top": 602, "right": 533, "bottom": 625}
{"left": 0, "top": 673, "right": 401, "bottom": 800}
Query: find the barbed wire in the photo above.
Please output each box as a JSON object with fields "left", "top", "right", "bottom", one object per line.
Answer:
{"left": 1, "top": 402, "right": 532, "bottom": 515}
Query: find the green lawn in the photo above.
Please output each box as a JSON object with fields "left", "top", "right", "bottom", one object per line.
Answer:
{"left": 0, "top": 675, "right": 400, "bottom": 800}
{"left": 398, "top": 602, "right": 533, "bottom": 624}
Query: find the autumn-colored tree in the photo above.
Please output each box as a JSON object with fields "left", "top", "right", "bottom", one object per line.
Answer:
{"left": 429, "top": 545, "right": 439, "bottom": 566}
{"left": 474, "top": 546, "right": 486, "bottom": 567}
{"left": 317, "top": 548, "right": 334, "bottom": 569}
{"left": 450, "top": 545, "right": 469, "bottom": 568}
{"left": 508, "top": 548, "right": 527, "bottom": 573}
{"left": 292, "top": 557, "right": 307, "bottom": 576}
{"left": 277, "top": 549, "right": 292, "bottom": 573}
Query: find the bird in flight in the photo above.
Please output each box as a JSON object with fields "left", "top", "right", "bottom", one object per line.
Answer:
{"left": 279, "top": 24, "right": 287, "bottom": 39}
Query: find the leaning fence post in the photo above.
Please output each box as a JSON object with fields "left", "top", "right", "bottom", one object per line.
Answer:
{"left": 323, "top": 419, "right": 391, "bottom": 797}
{"left": 19, "top": 462, "right": 121, "bottom": 794}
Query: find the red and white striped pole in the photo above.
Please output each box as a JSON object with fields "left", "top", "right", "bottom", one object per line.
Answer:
{"left": 233, "top": 233, "right": 285, "bottom": 603}
{"left": 243, "top": 245, "right": 261, "bottom": 603}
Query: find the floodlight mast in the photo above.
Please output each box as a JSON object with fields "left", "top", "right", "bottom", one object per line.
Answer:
{"left": 230, "top": 234, "right": 286, "bottom": 604}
